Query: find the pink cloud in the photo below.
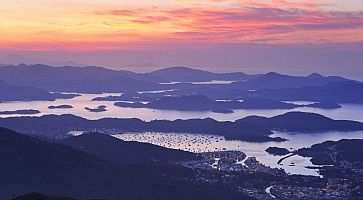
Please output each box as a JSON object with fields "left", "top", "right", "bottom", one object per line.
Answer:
{"left": 101, "top": 1, "right": 363, "bottom": 44}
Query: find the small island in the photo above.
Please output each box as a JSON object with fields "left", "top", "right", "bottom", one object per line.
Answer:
{"left": 0, "top": 109, "right": 41, "bottom": 115}
{"left": 1, "top": 112, "right": 363, "bottom": 143}
{"left": 114, "top": 95, "right": 343, "bottom": 112}
{"left": 238, "top": 112, "right": 363, "bottom": 133}
{"left": 48, "top": 105, "right": 73, "bottom": 109}
{"left": 306, "top": 100, "right": 342, "bottom": 109}
{"left": 93, "top": 95, "right": 125, "bottom": 102}
{"left": 265, "top": 147, "right": 290, "bottom": 156}
{"left": 85, "top": 105, "right": 107, "bottom": 113}
{"left": 212, "top": 109, "right": 234, "bottom": 114}
{"left": 114, "top": 95, "right": 303, "bottom": 111}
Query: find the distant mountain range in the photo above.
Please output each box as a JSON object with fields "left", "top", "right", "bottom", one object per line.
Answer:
{"left": 0, "top": 112, "right": 362, "bottom": 142}
{"left": 0, "top": 64, "right": 361, "bottom": 103}
{"left": 232, "top": 72, "right": 349, "bottom": 89}
{"left": 114, "top": 95, "right": 341, "bottom": 111}
{"left": 0, "top": 64, "right": 354, "bottom": 91}
{"left": 0, "top": 78, "right": 77, "bottom": 102}
{"left": 238, "top": 112, "right": 363, "bottom": 133}
{"left": 0, "top": 114, "right": 275, "bottom": 142}
{"left": 149, "top": 67, "right": 254, "bottom": 82}
{"left": 0, "top": 64, "right": 161, "bottom": 93}
{"left": 0, "top": 54, "right": 84, "bottom": 67}
{"left": 249, "top": 81, "right": 363, "bottom": 103}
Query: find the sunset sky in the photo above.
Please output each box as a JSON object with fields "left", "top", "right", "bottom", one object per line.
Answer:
{"left": 0, "top": 0, "right": 362, "bottom": 78}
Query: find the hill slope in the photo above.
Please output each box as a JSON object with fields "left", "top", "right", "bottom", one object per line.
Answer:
{"left": 0, "top": 78, "right": 75, "bottom": 102}
{"left": 62, "top": 132, "right": 200, "bottom": 165}
{"left": 0, "top": 127, "right": 251, "bottom": 200}
{"left": 148, "top": 67, "right": 251, "bottom": 82}
{"left": 0, "top": 64, "right": 161, "bottom": 93}
{"left": 237, "top": 112, "right": 363, "bottom": 132}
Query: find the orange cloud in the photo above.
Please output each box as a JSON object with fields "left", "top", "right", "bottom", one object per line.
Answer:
{"left": 102, "top": 4, "right": 363, "bottom": 43}
{"left": 0, "top": 0, "right": 362, "bottom": 50}
{"left": 238, "top": 0, "right": 320, "bottom": 11}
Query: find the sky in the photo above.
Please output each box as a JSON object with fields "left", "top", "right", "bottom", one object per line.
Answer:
{"left": 0, "top": 0, "right": 362, "bottom": 78}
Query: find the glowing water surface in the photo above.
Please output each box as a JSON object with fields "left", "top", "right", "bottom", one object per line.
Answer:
{"left": 0, "top": 93, "right": 362, "bottom": 122}
{"left": 2, "top": 93, "right": 363, "bottom": 176}
{"left": 115, "top": 130, "right": 363, "bottom": 176}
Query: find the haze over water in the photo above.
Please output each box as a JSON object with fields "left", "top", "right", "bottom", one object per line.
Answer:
{"left": 2, "top": 92, "right": 360, "bottom": 176}
{"left": 115, "top": 130, "right": 363, "bottom": 176}
{"left": 1, "top": 93, "right": 363, "bottom": 122}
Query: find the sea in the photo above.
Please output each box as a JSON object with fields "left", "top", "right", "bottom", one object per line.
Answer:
{"left": 1, "top": 92, "right": 363, "bottom": 176}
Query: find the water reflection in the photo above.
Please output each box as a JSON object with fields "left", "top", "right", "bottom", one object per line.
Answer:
{"left": 115, "top": 131, "right": 363, "bottom": 176}
{"left": 159, "top": 80, "right": 236, "bottom": 85}
{"left": 0, "top": 93, "right": 363, "bottom": 122}
{"left": 2, "top": 92, "right": 363, "bottom": 176}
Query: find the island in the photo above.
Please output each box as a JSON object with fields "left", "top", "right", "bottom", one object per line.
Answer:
{"left": 0, "top": 78, "right": 79, "bottom": 102}
{"left": 48, "top": 105, "right": 74, "bottom": 109}
{"left": 93, "top": 95, "right": 126, "bottom": 101}
{"left": 84, "top": 105, "right": 107, "bottom": 112}
{"left": 114, "top": 95, "right": 338, "bottom": 112}
{"left": 297, "top": 139, "right": 363, "bottom": 166}
{"left": 265, "top": 147, "right": 290, "bottom": 156}
{"left": 306, "top": 100, "right": 342, "bottom": 109}
{"left": 212, "top": 109, "right": 234, "bottom": 114}
{"left": 0, "top": 113, "right": 277, "bottom": 142}
{"left": 250, "top": 81, "right": 363, "bottom": 104}
{"left": 1, "top": 65, "right": 361, "bottom": 104}
{"left": 1, "top": 112, "right": 362, "bottom": 144}
{"left": 0, "top": 109, "right": 40, "bottom": 115}
{"left": 296, "top": 139, "right": 363, "bottom": 199}
{"left": 237, "top": 112, "right": 363, "bottom": 133}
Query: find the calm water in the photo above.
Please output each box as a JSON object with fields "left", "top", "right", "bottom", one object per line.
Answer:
{"left": 2, "top": 92, "right": 363, "bottom": 176}
{"left": 0, "top": 93, "right": 363, "bottom": 122}
{"left": 159, "top": 80, "right": 236, "bottom": 85}
{"left": 115, "top": 131, "right": 363, "bottom": 176}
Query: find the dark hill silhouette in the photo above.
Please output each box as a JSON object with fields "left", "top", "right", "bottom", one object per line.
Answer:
{"left": 13, "top": 193, "right": 77, "bottom": 200}
{"left": 0, "top": 127, "right": 129, "bottom": 199}
{"left": 0, "top": 109, "right": 40, "bottom": 115}
{"left": 84, "top": 105, "right": 107, "bottom": 112}
{"left": 307, "top": 73, "right": 324, "bottom": 79}
{"left": 297, "top": 139, "right": 363, "bottom": 199}
{"left": 0, "top": 127, "right": 251, "bottom": 200}
{"left": 0, "top": 78, "right": 76, "bottom": 102}
{"left": 0, "top": 64, "right": 162, "bottom": 93}
{"left": 62, "top": 132, "right": 200, "bottom": 165}
{"left": 238, "top": 112, "right": 363, "bottom": 132}
{"left": 148, "top": 95, "right": 218, "bottom": 111}
{"left": 1, "top": 112, "right": 362, "bottom": 141}
{"left": 298, "top": 139, "right": 363, "bottom": 165}
{"left": 148, "top": 67, "right": 252, "bottom": 82}
{"left": 1, "top": 65, "right": 352, "bottom": 95}
{"left": 265, "top": 147, "right": 290, "bottom": 156}
{"left": 238, "top": 98, "right": 298, "bottom": 109}
{"left": 115, "top": 95, "right": 340, "bottom": 111}
{"left": 0, "top": 114, "right": 275, "bottom": 142}
{"left": 235, "top": 72, "right": 349, "bottom": 90}
{"left": 252, "top": 81, "right": 363, "bottom": 103}
{"left": 146, "top": 118, "right": 277, "bottom": 141}
{"left": 307, "top": 100, "right": 342, "bottom": 109}
{"left": 48, "top": 105, "right": 73, "bottom": 109}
